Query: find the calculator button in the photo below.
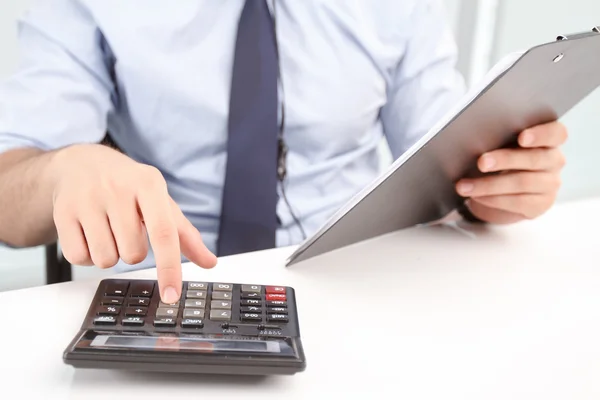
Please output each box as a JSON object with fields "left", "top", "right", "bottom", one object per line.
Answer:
{"left": 266, "top": 286, "right": 286, "bottom": 294}
{"left": 188, "top": 282, "right": 208, "bottom": 290}
{"left": 241, "top": 299, "right": 261, "bottom": 306}
{"left": 267, "top": 314, "right": 289, "bottom": 323}
{"left": 156, "top": 308, "right": 178, "bottom": 318}
{"left": 183, "top": 309, "right": 205, "bottom": 318}
{"left": 241, "top": 292, "right": 261, "bottom": 299}
{"left": 266, "top": 293, "right": 286, "bottom": 301}
{"left": 241, "top": 306, "right": 262, "bottom": 313}
{"left": 186, "top": 290, "right": 207, "bottom": 299}
{"left": 181, "top": 319, "right": 204, "bottom": 328}
{"left": 210, "top": 310, "right": 232, "bottom": 321}
{"left": 105, "top": 282, "right": 128, "bottom": 297}
{"left": 260, "top": 325, "right": 282, "bottom": 330}
{"left": 94, "top": 316, "right": 117, "bottom": 325}
{"left": 101, "top": 296, "right": 123, "bottom": 305}
{"left": 98, "top": 305, "right": 120, "bottom": 315}
{"left": 128, "top": 298, "right": 150, "bottom": 307}
{"left": 241, "top": 313, "right": 262, "bottom": 322}
{"left": 267, "top": 307, "right": 288, "bottom": 314}
{"left": 125, "top": 307, "right": 148, "bottom": 316}
{"left": 211, "top": 300, "right": 232, "bottom": 310}
{"left": 266, "top": 301, "right": 287, "bottom": 307}
{"left": 212, "top": 291, "right": 232, "bottom": 300}
{"left": 122, "top": 317, "right": 145, "bottom": 326}
{"left": 130, "top": 281, "right": 154, "bottom": 297}
{"left": 154, "top": 318, "right": 176, "bottom": 327}
{"left": 213, "top": 283, "right": 233, "bottom": 292}
{"left": 159, "top": 301, "right": 180, "bottom": 308}
{"left": 241, "top": 285, "right": 262, "bottom": 293}
{"left": 184, "top": 299, "right": 205, "bottom": 309}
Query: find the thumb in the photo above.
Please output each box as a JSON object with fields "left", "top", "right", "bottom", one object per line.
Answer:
{"left": 171, "top": 200, "right": 218, "bottom": 269}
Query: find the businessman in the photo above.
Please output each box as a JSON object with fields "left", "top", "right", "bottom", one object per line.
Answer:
{"left": 0, "top": 1, "right": 567, "bottom": 303}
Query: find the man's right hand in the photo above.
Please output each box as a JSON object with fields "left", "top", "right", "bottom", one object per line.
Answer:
{"left": 50, "top": 144, "right": 217, "bottom": 303}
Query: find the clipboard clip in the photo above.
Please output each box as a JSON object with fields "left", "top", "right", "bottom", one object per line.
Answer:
{"left": 557, "top": 26, "right": 600, "bottom": 41}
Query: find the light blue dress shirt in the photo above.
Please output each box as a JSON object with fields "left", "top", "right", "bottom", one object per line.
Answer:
{"left": 0, "top": 0, "right": 466, "bottom": 271}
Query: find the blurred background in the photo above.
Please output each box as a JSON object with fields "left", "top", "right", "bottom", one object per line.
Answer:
{"left": 1, "top": 0, "right": 599, "bottom": 291}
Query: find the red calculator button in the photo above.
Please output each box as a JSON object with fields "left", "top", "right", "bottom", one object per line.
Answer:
{"left": 266, "top": 286, "right": 286, "bottom": 294}
{"left": 266, "top": 293, "right": 286, "bottom": 301}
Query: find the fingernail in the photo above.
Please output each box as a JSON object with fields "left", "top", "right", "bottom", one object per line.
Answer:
{"left": 163, "top": 286, "right": 179, "bottom": 304}
{"left": 521, "top": 131, "right": 534, "bottom": 146}
{"left": 458, "top": 182, "right": 474, "bottom": 195}
{"left": 481, "top": 155, "right": 496, "bottom": 171}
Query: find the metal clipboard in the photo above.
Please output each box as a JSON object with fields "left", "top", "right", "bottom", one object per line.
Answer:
{"left": 285, "top": 26, "right": 600, "bottom": 267}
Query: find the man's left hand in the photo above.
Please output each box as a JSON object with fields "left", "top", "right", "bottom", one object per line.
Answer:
{"left": 455, "top": 121, "right": 568, "bottom": 224}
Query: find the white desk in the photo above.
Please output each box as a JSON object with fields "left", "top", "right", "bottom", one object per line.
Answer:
{"left": 2, "top": 197, "right": 600, "bottom": 399}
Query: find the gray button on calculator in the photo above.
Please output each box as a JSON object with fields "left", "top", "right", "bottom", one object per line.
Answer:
{"left": 211, "top": 300, "right": 232, "bottom": 310}
{"left": 212, "top": 291, "right": 232, "bottom": 300}
{"left": 184, "top": 299, "right": 205, "bottom": 309}
{"left": 186, "top": 290, "right": 207, "bottom": 299}
{"left": 183, "top": 309, "right": 205, "bottom": 318}
{"left": 156, "top": 308, "right": 178, "bottom": 318}
{"left": 214, "top": 283, "right": 233, "bottom": 291}
{"left": 210, "top": 309, "right": 231, "bottom": 321}
{"left": 188, "top": 282, "right": 208, "bottom": 290}
{"left": 159, "top": 301, "right": 179, "bottom": 307}
{"left": 241, "top": 285, "right": 261, "bottom": 293}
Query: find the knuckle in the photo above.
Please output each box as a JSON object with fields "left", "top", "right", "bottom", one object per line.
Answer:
{"left": 558, "top": 122, "right": 569, "bottom": 141}
{"left": 159, "top": 263, "right": 178, "bottom": 275}
{"left": 492, "top": 150, "right": 509, "bottom": 169}
{"left": 121, "top": 246, "right": 148, "bottom": 265}
{"left": 92, "top": 252, "right": 119, "bottom": 269}
{"left": 556, "top": 152, "right": 567, "bottom": 168}
{"left": 544, "top": 173, "right": 562, "bottom": 191}
{"left": 140, "top": 165, "right": 166, "bottom": 190}
{"left": 530, "top": 150, "right": 545, "bottom": 170}
{"left": 102, "top": 175, "right": 127, "bottom": 196}
{"left": 63, "top": 247, "right": 91, "bottom": 266}
{"left": 53, "top": 195, "right": 74, "bottom": 221}
{"left": 553, "top": 175, "right": 562, "bottom": 190}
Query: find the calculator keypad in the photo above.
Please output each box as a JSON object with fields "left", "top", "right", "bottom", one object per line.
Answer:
{"left": 92, "top": 281, "right": 292, "bottom": 330}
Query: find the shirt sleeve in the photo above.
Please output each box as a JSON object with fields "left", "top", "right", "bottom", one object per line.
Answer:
{"left": 380, "top": 0, "right": 467, "bottom": 160}
{"left": 0, "top": 0, "right": 115, "bottom": 155}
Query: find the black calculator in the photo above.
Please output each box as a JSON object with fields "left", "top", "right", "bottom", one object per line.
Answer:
{"left": 63, "top": 279, "right": 306, "bottom": 375}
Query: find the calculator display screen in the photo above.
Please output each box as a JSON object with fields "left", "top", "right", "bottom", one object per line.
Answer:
{"left": 90, "top": 335, "right": 281, "bottom": 353}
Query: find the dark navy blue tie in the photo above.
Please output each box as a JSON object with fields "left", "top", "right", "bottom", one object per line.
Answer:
{"left": 217, "top": 0, "right": 279, "bottom": 256}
